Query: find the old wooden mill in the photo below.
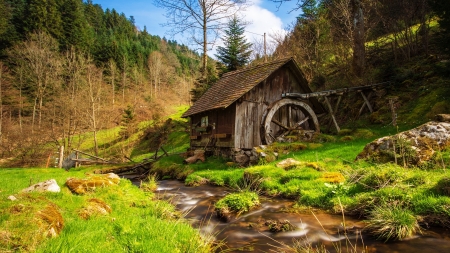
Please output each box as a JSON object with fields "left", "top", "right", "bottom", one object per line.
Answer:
{"left": 183, "top": 58, "right": 391, "bottom": 155}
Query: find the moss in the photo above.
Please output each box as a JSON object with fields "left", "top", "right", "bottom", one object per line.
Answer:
{"left": 215, "top": 191, "right": 260, "bottom": 220}
{"left": 321, "top": 172, "right": 345, "bottom": 183}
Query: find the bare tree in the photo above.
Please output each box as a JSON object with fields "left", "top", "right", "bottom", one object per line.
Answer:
{"left": 9, "top": 31, "right": 62, "bottom": 132}
{"left": 148, "top": 51, "right": 163, "bottom": 98}
{"left": 108, "top": 59, "right": 117, "bottom": 107}
{"left": 153, "top": 0, "right": 248, "bottom": 77}
{"left": 83, "top": 58, "right": 104, "bottom": 156}
{"left": 272, "top": 0, "right": 366, "bottom": 76}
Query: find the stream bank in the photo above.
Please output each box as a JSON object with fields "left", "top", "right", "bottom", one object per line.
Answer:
{"left": 152, "top": 180, "right": 450, "bottom": 252}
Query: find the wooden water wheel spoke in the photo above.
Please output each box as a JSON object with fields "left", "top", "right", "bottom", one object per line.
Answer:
{"left": 261, "top": 99, "right": 320, "bottom": 145}
{"left": 271, "top": 119, "right": 289, "bottom": 130}
{"left": 294, "top": 116, "right": 310, "bottom": 128}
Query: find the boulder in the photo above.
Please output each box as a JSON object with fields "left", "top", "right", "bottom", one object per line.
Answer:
{"left": 66, "top": 173, "right": 120, "bottom": 194}
{"left": 276, "top": 158, "right": 301, "bottom": 170}
{"left": 234, "top": 154, "right": 249, "bottom": 165}
{"left": 356, "top": 121, "right": 450, "bottom": 167}
{"left": 21, "top": 179, "right": 60, "bottom": 193}
{"left": 7, "top": 195, "right": 17, "bottom": 201}
{"left": 436, "top": 114, "right": 450, "bottom": 123}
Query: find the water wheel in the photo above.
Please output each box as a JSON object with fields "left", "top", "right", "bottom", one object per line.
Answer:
{"left": 261, "top": 98, "right": 320, "bottom": 145}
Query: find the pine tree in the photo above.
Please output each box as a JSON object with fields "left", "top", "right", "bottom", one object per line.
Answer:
{"left": 215, "top": 16, "right": 252, "bottom": 72}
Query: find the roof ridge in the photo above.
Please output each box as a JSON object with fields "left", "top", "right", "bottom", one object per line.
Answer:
{"left": 222, "top": 57, "right": 292, "bottom": 77}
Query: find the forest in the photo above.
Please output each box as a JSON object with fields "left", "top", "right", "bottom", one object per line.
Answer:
{"left": 0, "top": 0, "right": 203, "bottom": 164}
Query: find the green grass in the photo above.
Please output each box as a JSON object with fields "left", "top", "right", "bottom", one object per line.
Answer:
{"left": 365, "top": 205, "right": 421, "bottom": 241}
{"left": 0, "top": 167, "right": 213, "bottom": 252}
{"left": 149, "top": 121, "right": 450, "bottom": 241}
{"left": 215, "top": 191, "right": 260, "bottom": 215}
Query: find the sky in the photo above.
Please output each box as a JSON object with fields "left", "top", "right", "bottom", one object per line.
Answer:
{"left": 92, "top": 0, "right": 302, "bottom": 56}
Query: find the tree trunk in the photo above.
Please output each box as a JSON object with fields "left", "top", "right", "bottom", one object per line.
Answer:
{"left": 351, "top": 0, "right": 365, "bottom": 77}
{"left": 202, "top": 4, "right": 208, "bottom": 79}
{"left": 0, "top": 62, "right": 3, "bottom": 144}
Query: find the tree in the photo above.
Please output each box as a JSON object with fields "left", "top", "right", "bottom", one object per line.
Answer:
{"left": 9, "top": 31, "right": 62, "bottom": 132}
{"left": 215, "top": 15, "right": 252, "bottom": 71}
{"left": 431, "top": 0, "right": 450, "bottom": 44}
{"left": 273, "top": 0, "right": 366, "bottom": 76}
{"left": 153, "top": 0, "right": 248, "bottom": 78}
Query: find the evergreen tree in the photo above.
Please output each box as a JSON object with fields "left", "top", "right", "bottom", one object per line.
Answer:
{"left": 59, "top": 0, "right": 89, "bottom": 51}
{"left": 215, "top": 16, "right": 252, "bottom": 72}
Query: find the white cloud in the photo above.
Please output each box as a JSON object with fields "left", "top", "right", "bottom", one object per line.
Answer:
{"left": 210, "top": 0, "right": 288, "bottom": 58}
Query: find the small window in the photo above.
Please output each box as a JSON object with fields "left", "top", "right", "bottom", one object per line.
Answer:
{"left": 201, "top": 116, "right": 208, "bottom": 127}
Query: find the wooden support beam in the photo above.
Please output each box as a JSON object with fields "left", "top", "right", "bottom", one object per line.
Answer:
{"left": 324, "top": 96, "right": 340, "bottom": 133}
{"left": 327, "top": 96, "right": 342, "bottom": 131}
{"left": 357, "top": 91, "right": 374, "bottom": 118}
{"left": 360, "top": 91, "right": 373, "bottom": 113}
{"left": 388, "top": 97, "right": 398, "bottom": 126}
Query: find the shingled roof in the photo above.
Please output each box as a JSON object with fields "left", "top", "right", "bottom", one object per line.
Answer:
{"left": 182, "top": 57, "right": 312, "bottom": 117}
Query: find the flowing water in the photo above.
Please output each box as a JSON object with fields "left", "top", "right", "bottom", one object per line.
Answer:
{"left": 150, "top": 180, "right": 450, "bottom": 252}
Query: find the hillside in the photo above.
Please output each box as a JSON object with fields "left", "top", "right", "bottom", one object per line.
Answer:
{"left": 0, "top": 0, "right": 203, "bottom": 166}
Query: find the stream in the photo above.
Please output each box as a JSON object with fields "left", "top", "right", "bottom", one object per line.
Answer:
{"left": 145, "top": 179, "right": 450, "bottom": 252}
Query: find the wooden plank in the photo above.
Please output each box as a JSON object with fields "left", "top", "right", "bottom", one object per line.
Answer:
{"left": 324, "top": 96, "right": 340, "bottom": 133}
{"left": 190, "top": 135, "right": 199, "bottom": 140}
{"left": 213, "top": 133, "right": 229, "bottom": 139}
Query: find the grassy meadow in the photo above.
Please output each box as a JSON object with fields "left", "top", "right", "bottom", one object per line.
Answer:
{"left": 0, "top": 167, "right": 213, "bottom": 252}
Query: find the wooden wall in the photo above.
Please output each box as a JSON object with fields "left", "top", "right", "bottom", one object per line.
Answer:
{"left": 234, "top": 67, "right": 308, "bottom": 149}
{"left": 189, "top": 105, "right": 236, "bottom": 148}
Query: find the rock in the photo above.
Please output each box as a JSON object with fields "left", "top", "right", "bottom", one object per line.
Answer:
{"left": 7, "top": 195, "right": 17, "bottom": 201}
{"left": 356, "top": 121, "right": 450, "bottom": 167}
{"left": 66, "top": 174, "right": 120, "bottom": 194}
{"left": 436, "top": 114, "right": 450, "bottom": 123}
{"left": 276, "top": 158, "right": 301, "bottom": 170}
{"left": 21, "top": 179, "right": 60, "bottom": 193}
{"left": 235, "top": 154, "right": 249, "bottom": 165}
{"left": 259, "top": 145, "right": 267, "bottom": 150}
{"left": 245, "top": 151, "right": 252, "bottom": 156}
{"left": 184, "top": 149, "right": 205, "bottom": 164}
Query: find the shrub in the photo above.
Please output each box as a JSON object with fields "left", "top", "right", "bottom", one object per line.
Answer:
{"left": 432, "top": 177, "right": 450, "bottom": 196}
{"left": 365, "top": 205, "right": 421, "bottom": 241}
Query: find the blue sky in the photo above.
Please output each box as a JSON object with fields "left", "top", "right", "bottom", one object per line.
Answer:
{"left": 92, "top": 0, "right": 302, "bottom": 55}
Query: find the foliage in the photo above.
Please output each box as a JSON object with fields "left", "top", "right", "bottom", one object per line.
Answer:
{"left": 215, "top": 15, "right": 252, "bottom": 71}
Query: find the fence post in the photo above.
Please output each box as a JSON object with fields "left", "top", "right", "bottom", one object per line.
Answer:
{"left": 58, "top": 146, "right": 64, "bottom": 168}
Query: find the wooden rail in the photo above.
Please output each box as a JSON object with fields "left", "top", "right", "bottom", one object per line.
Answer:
{"left": 282, "top": 81, "right": 391, "bottom": 99}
